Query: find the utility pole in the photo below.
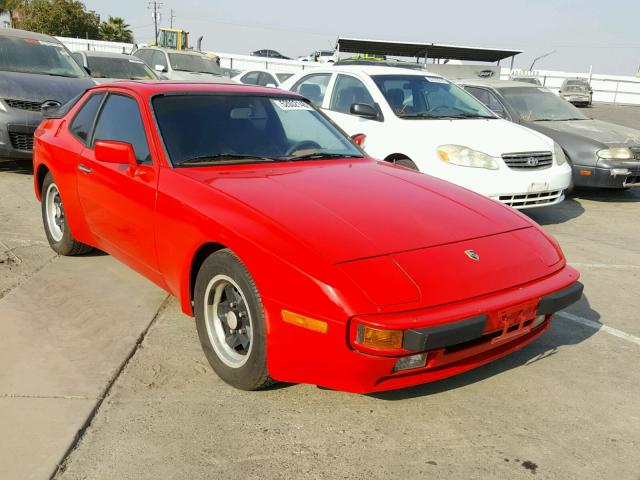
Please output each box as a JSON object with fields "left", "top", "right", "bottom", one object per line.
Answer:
{"left": 170, "top": 9, "right": 176, "bottom": 29}
{"left": 148, "top": 1, "right": 163, "bottom": 44}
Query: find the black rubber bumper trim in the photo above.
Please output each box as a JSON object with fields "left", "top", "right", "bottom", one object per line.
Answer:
{"left": 402, "top": 314, "right": 488, "bottom": 352}
{"left": 538, "top": 282, "right": 584, "bottom": 315}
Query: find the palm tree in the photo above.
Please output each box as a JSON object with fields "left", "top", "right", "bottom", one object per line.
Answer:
{"left": 0, "top": 0, "right": 24, "bottom": 27}
{"left": 99, "top": 16, "right": 134, "bottom": 43}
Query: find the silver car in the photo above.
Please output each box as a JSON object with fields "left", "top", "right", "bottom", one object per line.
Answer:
{"left": 132, "top": 47, "right": 232, "bottom": 83}
{"left": 559, "top": 78, "right": 593, "bottom": 106}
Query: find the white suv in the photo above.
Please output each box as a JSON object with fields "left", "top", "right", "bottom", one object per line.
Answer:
{"left": 280, "top": 65, "right": 572, "bottom": 209}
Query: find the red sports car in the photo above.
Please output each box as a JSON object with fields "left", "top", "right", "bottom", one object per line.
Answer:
{"left": 33, "top": 81, "right": 583, "bottom": 393}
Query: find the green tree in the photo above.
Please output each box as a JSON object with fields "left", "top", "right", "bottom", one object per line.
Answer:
{"left": 99, "top": 16, "right": 133, "bottom": 43}
{"left": 17, "top": 0, "right": 100, "bottom": 39}
{"left": 0, "top": 0, "right": 24, "bottom": 27}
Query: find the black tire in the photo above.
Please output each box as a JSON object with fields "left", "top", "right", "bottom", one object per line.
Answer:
{"left": 194, "top": 249, "right": 275, "bottom": 391}
{"left": 41, "top": 172, "right": 92, "bottom": 256}
{"left": 394, "top": 158, "right": 419, "bottom": 171}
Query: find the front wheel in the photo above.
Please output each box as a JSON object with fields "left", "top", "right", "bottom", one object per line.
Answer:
{"left": 194, "top": 249, "right": 275, "bottom": 390}
{"left": 41, "top": 172, "right": 92, "bottom": 256}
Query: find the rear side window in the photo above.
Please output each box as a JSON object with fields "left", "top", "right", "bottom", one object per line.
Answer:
{"left": 291, "top": 73, "right": 331, "bottom": 106}
{"left": 93, "top": 94, "right": 151, "bottom": 164}
{"left": 69, "top": 93, "right": 104, "bottom": 143}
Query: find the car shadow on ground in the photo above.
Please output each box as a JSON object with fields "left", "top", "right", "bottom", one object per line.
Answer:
{"left": 365, "top": 294, "right": 600, "bottom": 401}
{"left": 570, "top": 187, "right": 640, "bottom": 203}
{"left": 0, "top": 159, "right": 33, "bottom": 175}
{"left": 524, "top": 197, "right": 585, "bottom": 226}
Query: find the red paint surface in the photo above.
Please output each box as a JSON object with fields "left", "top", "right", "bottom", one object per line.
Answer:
{"left": 33, "top": 81, "right": 580, "bottom": 393}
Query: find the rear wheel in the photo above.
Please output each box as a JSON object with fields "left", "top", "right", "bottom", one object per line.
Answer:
{"left": 41, "top": 172, "right": 92, "bottom": 256}
{"left": 194, "top": 249, "right": 275, "bottom": 391}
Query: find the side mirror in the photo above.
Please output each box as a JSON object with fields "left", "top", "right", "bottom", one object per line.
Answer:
{"left": 94, "top": 140, "right": 138, "bottom": 170}
{"left": 350, "top": 103, "right": 378, "bottom": 119}
{"left": 154, "top": 64, "right": 167, "bottom": 73}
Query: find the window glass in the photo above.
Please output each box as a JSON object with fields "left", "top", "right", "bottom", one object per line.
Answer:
{"left": 330, "top": 74, "right": 375, "bottom": 114}
{"left": 241, "top": 71, "right": 260, "bottom": 85}
{"left": 93, "top": 94, "right": 151, "bottom": 164}
{"left": 259, "top": 72, "right": 277, "bottom": 86}
{"left": 291, "top": 73, "right": 331, "bottom": 106}
{"left": 168, "top": 52, "right": 222, "bottom": 75}
{"left": 500, "top": 87, "right": 588, "bottom": 121}
{"left": 69, "top": 93, "right": 104, "bottom": 143}
{"left": 0, "top": 36, "right": 87, "bottom": 77}
{"left": 133, "top": 49, "right": 153, "bottom": 65}
{"left": 372, "top": 75, "right": 495, "bottom": 119}
{"left": 465, "top": 86, "right": 506, "bottom": 117}
{"left": 152, "top": 95, "right": 362, "bottom": 166}
{"left": 72, "top": 52, "right": 84, "bottom": 66}
{"left": 86, "top": 56, "right": 157, "bottom": 80}
{"left": 151, "top": 50, "right": 168, "bottom": 70}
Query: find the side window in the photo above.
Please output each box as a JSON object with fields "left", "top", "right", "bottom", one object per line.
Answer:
{"left": 259, "top": 72, "right": 277, "bottom": 86}
{"left": 330, "top": 74, "right": 375, "bottom": 114}
{"left": 291, "top": 73, "right": 331, "bottom": 106}
{"left": 464, "top": 86, "right": 490, "bottom": 105}
{"left": 465, "top": 86, "right": 506, "bottom": 117}
{"left": 92, "top": 94, "right": 151, "bottom": 164}
{"left": 69, "top": 93, "right": 104, "bottom": 143}
{"left": 241, "top": 71, "right": 260, "bottom": 85}
{"left": 151, "top": 50, "right": 168, "bottom": 70}
{"left": 133, "top": 49, "right": 152, "bottom": 65}
{"left": 72, "top": 52, "right": 84, "bottom": 67}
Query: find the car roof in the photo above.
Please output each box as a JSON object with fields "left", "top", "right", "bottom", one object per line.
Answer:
{"left": 136, "top": 47, "right": 207, "bottom": 56}
{"left": 85, "top": 81, "right": 303, "bottom": 98}
{"left": 80, "top": 51, "right": 141, "bottom": 60}
{"left": 0, "top": 28, "right": 61, "bottom": 43}
{"left": 304, "top": 64, "right": 443, "bottom": 78}
{"left": 457, "top": 78, "right": 550, "bottom": 90}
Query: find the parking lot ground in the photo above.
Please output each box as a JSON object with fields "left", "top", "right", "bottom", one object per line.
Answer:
{"left": 585, "top": 103, "right": 640, "bottom": 130}
{"left": 1, "top": 104, "right": 639, "bottom": 480}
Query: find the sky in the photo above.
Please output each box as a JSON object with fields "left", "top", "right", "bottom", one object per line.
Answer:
{"left": 83, "top": 0, "right": 639, "bottom": 75}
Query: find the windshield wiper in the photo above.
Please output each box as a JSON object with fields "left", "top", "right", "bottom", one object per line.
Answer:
{"left": 45, "top": 72, "right": 81, "bottom": 78}
{"left": 178, "top": 154, "right": 278, "bottom": 166}
{"left": 286, "top": 153, "right": 364, "bottom": 161}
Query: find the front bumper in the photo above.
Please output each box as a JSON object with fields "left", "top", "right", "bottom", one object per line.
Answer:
{"left": 573, "top": 160, "right": 640, "bottom": 188}
{"left": 266, "top": 266, "right": 581, "bottom": 393}
{"left": 0, "top": 108, "right": 41, "bottom": 160}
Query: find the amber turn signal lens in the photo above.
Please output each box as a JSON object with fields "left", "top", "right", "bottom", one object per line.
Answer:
{"left": 579, "top": 170, "right": 592, "bottom": 176}
{"left": 282, "top": 310, "right": 328, "bottom": 334}
{"left": 358, "top": 325, "right": 404, "bottom": 350}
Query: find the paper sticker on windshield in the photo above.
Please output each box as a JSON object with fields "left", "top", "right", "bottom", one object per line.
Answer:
{"left": 274, "top": 99, "right": 312, "bottom": 111}
{"left": 426, "top": 77, "right": 448, "bottom": 84}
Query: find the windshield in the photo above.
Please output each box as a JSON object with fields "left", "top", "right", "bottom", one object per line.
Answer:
{"left": 153, "top": 95, "right": 364, "bottom": 166}
{"left": 87, "top": 56, "right": 157, "bottom": 80}
{"left": 0, "top": 36, "right": 86, "bottom": 77}
{"left": 500, "top": 87, "right": 589, "bottom": 121}
{"left": 168, "top": 53, "right": 222, "bottom": 75}
{"left": 372, "top": 75, "right": 496, "bottom": 119}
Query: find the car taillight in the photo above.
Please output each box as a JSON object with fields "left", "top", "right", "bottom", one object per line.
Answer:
{"left": 351, "top": 133, "right": 366, "bottom": 148}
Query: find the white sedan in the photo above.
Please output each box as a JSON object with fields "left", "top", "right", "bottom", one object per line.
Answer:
{"left": 232, "top": 69, "right": 293, "bottom": 87}
{"left": 280, "top": 65, "right": 572, "bottom": 209}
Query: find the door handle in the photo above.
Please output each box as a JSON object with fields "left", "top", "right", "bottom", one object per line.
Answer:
{"left": 78, "top": 164, "right": 93, "bottom": 174}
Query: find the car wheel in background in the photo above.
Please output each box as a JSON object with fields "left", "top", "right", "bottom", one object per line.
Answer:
{"left": 194, "top": 249, "right": 275, "bottom": 391}
{"left": 41, "top": 172, "right": 92, "bottom": 256}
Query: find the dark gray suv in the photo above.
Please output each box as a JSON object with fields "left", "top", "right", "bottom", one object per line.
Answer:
{"left": 0, "top": 29, "right": 94, "bottom": 161}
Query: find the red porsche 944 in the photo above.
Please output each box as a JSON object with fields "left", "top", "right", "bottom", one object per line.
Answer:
{"left": 33, "top": 82, "right": 582, "bottom": 393}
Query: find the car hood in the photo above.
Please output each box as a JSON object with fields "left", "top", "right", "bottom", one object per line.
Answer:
{"left": 527, "top": 119, "right": 640, "bottom": 148}
{"left": 0, "top": 71, "right": 94, "bottom": 104}
{"left": 389, "top": 118, "right": 552, "bottom": 157}
{"left": 166, "top": 71, "right": 235, "bottom": 83}
{"left": 179, "top": 159, "right": 532, "bottom": 264}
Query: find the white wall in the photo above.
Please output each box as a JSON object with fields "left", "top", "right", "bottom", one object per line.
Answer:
{"left": 56, "top": 36, "right": 135, "bottom": 54}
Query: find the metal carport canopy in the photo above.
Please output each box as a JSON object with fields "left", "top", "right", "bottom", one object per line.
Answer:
{"left": 335, "top": 37, "right": 522, "bottom": 63}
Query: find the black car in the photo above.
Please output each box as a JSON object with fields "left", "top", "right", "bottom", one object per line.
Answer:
{"left": 0, "top": 28, "right": 95, "bottom": 160}
{"left": 250, "top": 49, "right": 291, "bottom": 60}
{"left": 460, "top": 79, "right": 640, "bottom": 190}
